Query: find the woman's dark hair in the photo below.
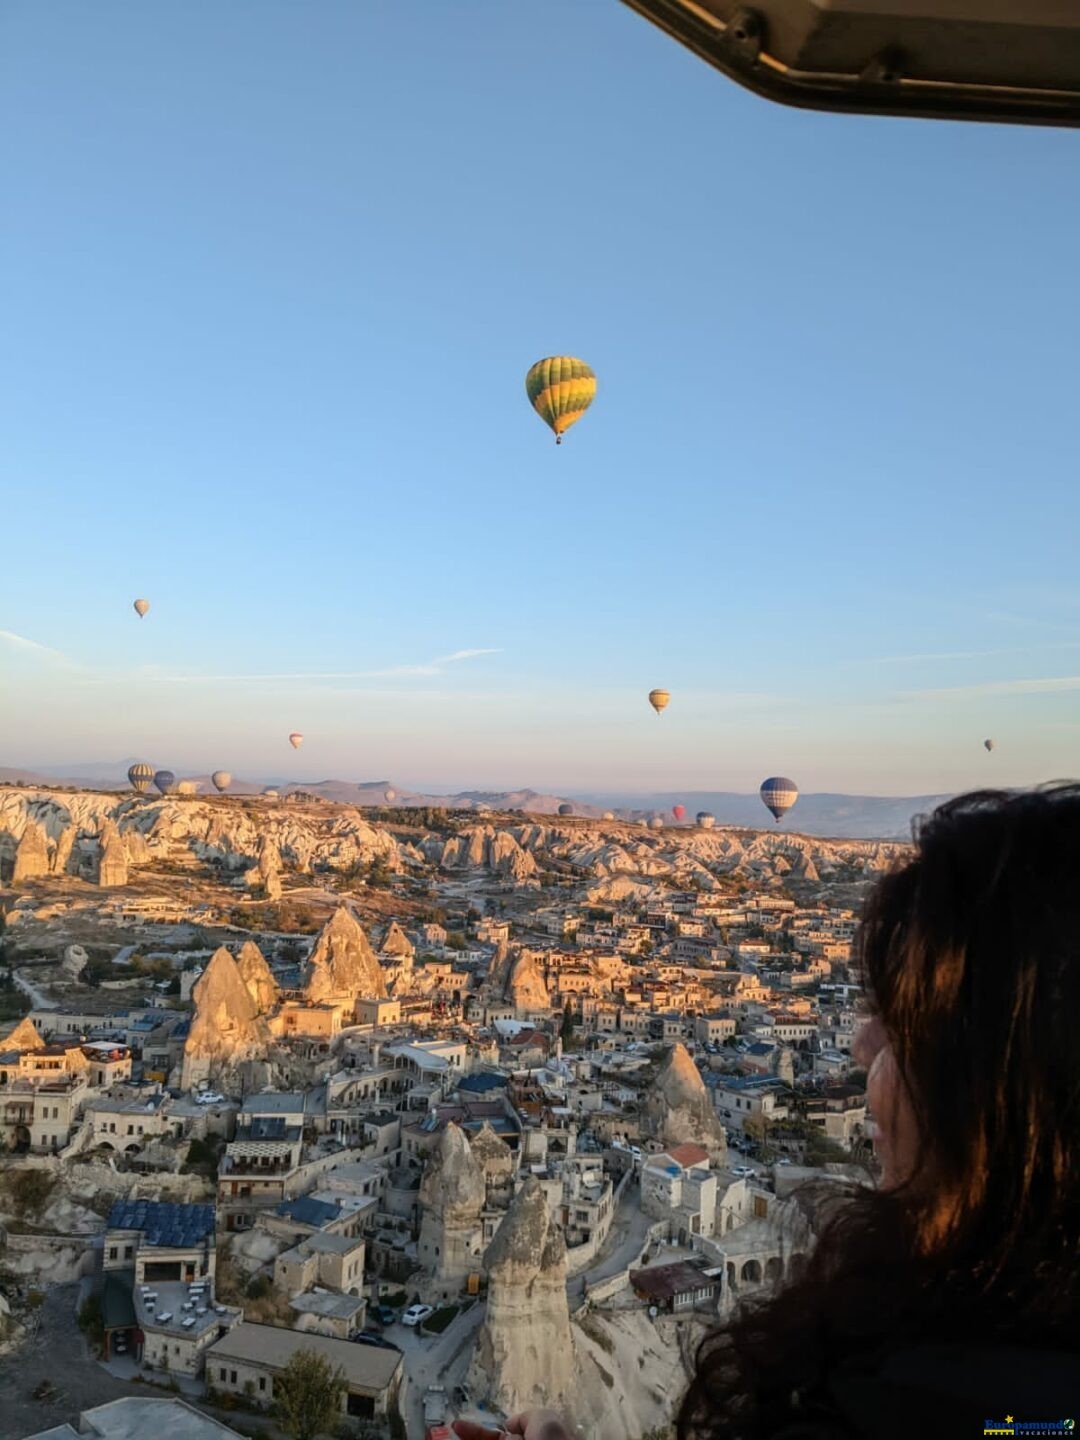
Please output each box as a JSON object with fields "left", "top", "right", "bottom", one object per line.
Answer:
{"left": 678, "top": 785, "right": 1080, "bottom": 1439}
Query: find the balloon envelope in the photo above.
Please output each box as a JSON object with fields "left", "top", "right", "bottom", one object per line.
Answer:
{"left": 211, "top": 771, "right": 232, "bottom": 792}
{"left": 649, "top": 816, "right": 665, "bottom": 829}
{"left": 648, "top": 688, "right": 670, "bottom": 715}
{"left": 288, "top": 733, "right": 303, "bottom": 750}
{"left": 984, "top": 738, "right": 996, "bottom": 752}
{"left": 128, "top": 763, "right": 154, "bottom": 794}
{"left": 602, "top": 810, "right": 615, "bottom": 821}
{"left": 696, "top": 811, "right": 716, "bottom": 829}
{"left": 760, "top": 776, "right": 799, "bottom": 823}
{"left": 153, "top": 770, "right": 176, "bottom": 796}
{"left": 558, "top": 803, "right": 574, "bottom": 816}
{"left": 672, "top": 804, "right": 686, "bottom": 821}
{"left": 262, "top": 787, "right": 279, "bottom": 799}
{"left": 385, "top": 788, "right": 397, "bottom": 803}
{"left": 133, "top": 598, "right": 150, "bottom": 618}
{"left": 526, "top": 356, "right": 596, "bottom": 444}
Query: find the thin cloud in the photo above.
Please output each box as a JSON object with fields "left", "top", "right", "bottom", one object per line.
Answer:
{"left": 899, "top": 675, "right": 1080, "bottom": 701}
{"left": 864, "top": 641, "right": 1080, "bottom": 666}
{"left": 159, "top": 648, "right": 502, "bottom": 684}
{"left": 0, "top": 629, "right": 73, "bottom": 665}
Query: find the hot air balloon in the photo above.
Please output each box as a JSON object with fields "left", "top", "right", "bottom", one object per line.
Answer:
{"left": 696, "top": 811, "right": 716, "bottom": 830}
{"left": 385, "top": 788, "right": 397, "bottom": 803}
{"left": 648, "top": 688, "right": 670, "bottom": 716}
{"left": 133, "top": 598, "right": 150, "bottom": 619}
{"left": 211, "top": 771, "right": 232, "bottom": 793}
{"left": 649, "top": 816, "right": 665, "bottom": 830}
{"left": 153, "top": 770, "right": 176, "bottom": 796}
{"left": 984, "top": 738, "right": 996, "bottom": 753}
{"left": 672, "top": 804, "right": 686, "bottom": 822}
{"left": 526, "top": 356, "right": 596, "bottom": 444}
{"left": 602, "top": 811, "right": 615, "bottom": 821}
{"left": 288, "top": 732, "right": 303, "bottom": 750}
{"left": 177, "top": 779, "right": 199, "bottom": 795}
{"left": 128, "top": 763, "right": 154, "bottom": 794}
{"left": 262, "top": 787, "right": 279, "bottom": 799}
{"left": 760, "top": 776, "right": 799, "bottom": 824}
{"left": 558, "top": 803, "right": 574, "bottom": 816}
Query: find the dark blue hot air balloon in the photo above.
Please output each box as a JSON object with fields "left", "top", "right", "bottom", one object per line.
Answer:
{"left": 153, "top": 769, "right": 176, "bottom": 796}
{"left": 760, "top": 776, "right": 798, "bottom": 823}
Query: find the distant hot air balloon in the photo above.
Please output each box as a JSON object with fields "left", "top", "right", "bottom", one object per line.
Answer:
{"left": 602, "top": 811, "right": 615, "bottom": 821}
{"left": 128, "top": 763, "right": 154, "bottom": 794}
{"left": 211, "top": 771, "right": 232, "bottom": 793}
{"left": 984, "top": 738, "right": 996, "bottom": 753}
{"left": 385, "top": 788, "right": 397, "bottom": 803}
{"left": 153, "top": 770, "right": 176, "bottom": 796}
{"left": 558, "top": 803, "right": 574, "bottom": 817}
{"left": 262, "top": 787, "right": 279, "bottom": 799}
{"left": 133, "top": 598, "right": 150, "bottom": 619}
{"left": 649, "top": 816, "right": 665, "bottom": 830}
{"left": 672, "top": 804, "right": 686, "bottom": 822}
{"left": 526, "top": 356, "right": 596, "bottom": 444}
{"left": 648, "top": 688, "right": 670, "bottom": 716}
{"left": 696, "top": 811, "right": 716, "bottom": 830}
{"left": 289, "top": 732, "right": 303, "bottom": 750}
{"left": 177, "top": 779, "right": 199, "bottom": 795}
{"left": 760, "top": 776, "right": 799, "bottom": 824}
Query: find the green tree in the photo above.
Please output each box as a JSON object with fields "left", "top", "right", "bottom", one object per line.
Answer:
{"left": 560, "top": 1001, "right": 577, "bottom": 1049}
{"left": 273, "top": 1349, "right": 346, "bottom": 1440}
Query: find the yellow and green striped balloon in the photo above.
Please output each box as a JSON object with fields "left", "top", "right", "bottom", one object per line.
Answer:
{"left": 525, "top": 356, "right": 596, "bottom": 444}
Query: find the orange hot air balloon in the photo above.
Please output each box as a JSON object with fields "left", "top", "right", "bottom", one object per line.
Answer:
{"left": 289, "top": 732, "right": 303, "bottom": 750}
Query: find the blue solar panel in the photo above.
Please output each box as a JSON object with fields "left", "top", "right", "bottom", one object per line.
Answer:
{"left": 106, "top": 1200, "right": 215, "bottom": 1248}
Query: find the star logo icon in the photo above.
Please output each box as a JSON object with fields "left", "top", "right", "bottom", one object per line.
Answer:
{"left": 1004, "top": 1420, "right": 1014, "bottom": 1427}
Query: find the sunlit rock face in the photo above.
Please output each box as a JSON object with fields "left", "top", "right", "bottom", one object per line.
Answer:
{"left": 12, "top": 821, "right": 49, "bottom": 883}
{"left": 506, "top": 948, "right": 549, "bottom": 1014}
{"left": 303, "top": 904, "right": 386, "bottom": 1004}
{"left": 469, "top": 1177, "right": 576, "bottom": 1415}
{"left": 235, "top": 940, "right": 280, "bottom": 1013}
{"left": 641, "top": 1042, "right": 727, "bottom": 1164}
{"left": 181, "top": 946, "right": 272, "bottom": 1088}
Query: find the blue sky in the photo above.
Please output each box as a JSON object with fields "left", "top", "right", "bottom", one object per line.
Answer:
{"left": 2, "top": 0, "right": 1078, "bottom": 795}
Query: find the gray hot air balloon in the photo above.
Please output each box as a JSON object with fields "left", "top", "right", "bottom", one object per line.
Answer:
{"left": 211, "top": 771, "right": 232, "bottom": 793}
{"left": 760, "top": 776, "right": 799, "bottom": 823}
{"left": 133, "top": 598, "right": 150, "bottom": 618}
{"left": 649, "top": 816, "right": 665, "bottom": 830}
{"left": 558, "top": 803, "right": 574, "bottom": 816}
{"left": 128, "top": 763, "right": 154, "bottom": 794}
{"left": 696, "top": 811, "right": 716, "bottom": 829}
{"left": 153, "top": 770, "right": 176, "bottom": 796}
{"left": 984, "top": 738, "right": 996, "bottom": 753}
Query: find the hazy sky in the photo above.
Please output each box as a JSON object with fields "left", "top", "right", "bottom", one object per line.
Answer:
{"left": 2, "top": 1, "right": 1078, "bottom": 795}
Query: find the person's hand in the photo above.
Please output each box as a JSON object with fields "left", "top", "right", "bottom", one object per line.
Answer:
{"left": 453, "top": 1410, "right": 575, "bottom": 1440}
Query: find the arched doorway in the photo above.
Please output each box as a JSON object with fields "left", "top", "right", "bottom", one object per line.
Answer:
{"left": 765, "top": 1256, "right": 784, "bottom": 1284}
{"left": 740, "top": 1259, "right": 762, "bottom": 1285}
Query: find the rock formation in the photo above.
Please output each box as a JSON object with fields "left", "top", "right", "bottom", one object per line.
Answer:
{"left": 235, "top": 940, "right": 279, "bottom": 1013}
{"left": 257, "top": 835, "right": 282, "bottom": 900}
{"left": 51, "top": 823, "right": 75, "bottom": 876}
{"left": 379, "top": 920, "right": 414, "bottom": 961}
{"left": 304, "top": 905, "right": 387, "bottom": 1004}
{"left": 62, "top": 944, "right": 90, "bottom": 979}
{"left": 470, "top": 1121, "right": 515, "bottom": 1206}
{"left": 182, "top": 946, "right": 272, "bottom": 1088}
{"left": 506, "top": 949, "right": 549, "bottom": 1015}
{"left": 3, "top": 1015, "right": 44, "bottom": 1052}
{"left": 641, "top": 1042, "right": 727, "bottom": 1164}
{"left": 469, "top": 1176, "right": 576, "bottom": 1416}
{"left": 12, "top": 821, "right": 49, "bottom": 883}
{"left": 486, "top": 939, "right": 513, "bottom": 996}
{"left": 97, "top": 824, "right": 129, "bottom": 887}
{"left": 417, "top": 1122, "right": 486, "bottom": 1295}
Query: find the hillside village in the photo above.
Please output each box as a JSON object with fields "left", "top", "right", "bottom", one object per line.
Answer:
{"left": 0, "top": 785, "right": 895, "bottom": 1440}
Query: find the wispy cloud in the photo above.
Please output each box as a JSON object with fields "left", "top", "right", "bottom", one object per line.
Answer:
{"left": 158, "top": 648, "right": 502, "bottom": 685}
{"left": 860, "top": 641, "right": 1080, "bottom": 667}
{"left": 899, "top": 675, "right": 1080, "bottom": 701}
{"left": 0, "top": 629, "right": 74, "bottom": 665}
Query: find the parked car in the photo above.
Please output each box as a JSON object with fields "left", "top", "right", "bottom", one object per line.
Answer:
{"left": 195, "top": 1091, "right": 224, "bottom": 1105}
{"left": 731, "top": 1164, "right": 755, "bottom": 1178}
{"left": 372, "top": 1303, "right": 398, "bottom": 1325}
{"left": 401, "top": 1303, "right": 435, "bottom": 1328}
{"left": 350, "top": 1330, "right": 400, "bottom": 1351}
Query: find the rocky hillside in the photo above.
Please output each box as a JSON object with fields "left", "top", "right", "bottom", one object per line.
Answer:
{"left": 0, "top": 786, "right": 906, "bottom": 893}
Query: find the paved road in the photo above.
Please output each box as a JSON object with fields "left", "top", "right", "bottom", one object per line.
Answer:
{"left": 567, "top": 1186, "right": 653, "bottom": 1304}
{"left": 13, "top": 967, "right": 58, "bottom": 1011}
{"left": 397, "top": 1305, "right": 486, "bottom": 1438}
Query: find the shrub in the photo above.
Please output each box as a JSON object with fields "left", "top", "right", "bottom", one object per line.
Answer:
{"left": 3, "top": 1169, "right": 56, "bottom": 1219}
